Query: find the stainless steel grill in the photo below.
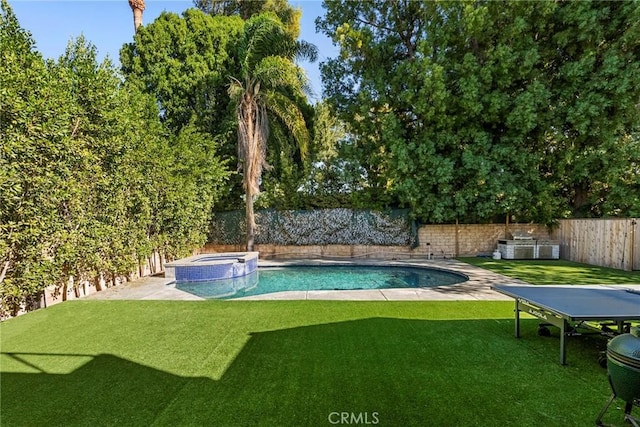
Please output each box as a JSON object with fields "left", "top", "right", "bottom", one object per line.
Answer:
{"left": 497, "top": 232, "right": 559, "bottom": 260}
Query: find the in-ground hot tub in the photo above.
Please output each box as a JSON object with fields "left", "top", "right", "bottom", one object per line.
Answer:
{"left": 165, "top": 252, "right": 259, "bottom": 282}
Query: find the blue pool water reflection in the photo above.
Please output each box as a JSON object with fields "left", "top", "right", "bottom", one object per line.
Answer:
{"left": 174, "top": 265, "right": 467, "bottom": 300}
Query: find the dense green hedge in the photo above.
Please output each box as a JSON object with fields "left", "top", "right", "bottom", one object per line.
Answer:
{"left": 0, "top": 3, "right": 229, "bottom": 317}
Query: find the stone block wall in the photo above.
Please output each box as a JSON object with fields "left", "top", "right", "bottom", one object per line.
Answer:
{"left": 203, "top": 223, "right": 552, "bottom": 259}
{"left": 416, "top": 223, "right": 551, "bottom": 258}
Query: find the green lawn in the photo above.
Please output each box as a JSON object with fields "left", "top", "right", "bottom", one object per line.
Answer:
{"left": 0, "top": 300, "right": 629, "bottom": 426}
{"left": 459, "top": 258, "right": 640, "bottom": 285}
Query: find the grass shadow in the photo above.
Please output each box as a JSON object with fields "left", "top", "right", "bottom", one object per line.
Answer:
{"left": 1, "top": 316, "right": 626, "bottom": 426}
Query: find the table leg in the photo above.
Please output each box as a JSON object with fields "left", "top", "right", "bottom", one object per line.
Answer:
{"left": 514, "top": 300, "right": 520, "bottom": 338}
{"left": 560, "top": 319, "right": 567, "bottom": 365}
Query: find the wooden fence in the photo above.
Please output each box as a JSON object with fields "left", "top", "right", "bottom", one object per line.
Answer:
{"left": 551, "top": 219, "right": 639, "bottom": 271}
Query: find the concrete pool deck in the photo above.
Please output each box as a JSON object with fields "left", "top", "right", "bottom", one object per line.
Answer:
{"left": 84, "top": 258, "right": 524, "bottom": 301}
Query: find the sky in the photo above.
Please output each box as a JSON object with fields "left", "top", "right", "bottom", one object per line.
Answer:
{"left": 8, "top": 0, "right": 338, "bottom": 100}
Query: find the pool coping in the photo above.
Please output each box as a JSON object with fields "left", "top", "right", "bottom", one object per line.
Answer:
{"left": 83, "top": 258, "right": 525, "bottom": 301}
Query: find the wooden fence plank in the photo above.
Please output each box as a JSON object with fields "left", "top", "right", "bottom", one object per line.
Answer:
{"left": 553, "top": 219, "right": 636, "bottom": 271}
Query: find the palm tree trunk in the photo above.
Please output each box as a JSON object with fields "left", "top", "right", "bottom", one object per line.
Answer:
{"left": 128, "top": 0, "right": 145, "bottom": 33}
{"left": 246, "top": 189, "right": 255, "bottom": 251}
{"left": 241, "top": 93, "right": 259, "bottom": 252}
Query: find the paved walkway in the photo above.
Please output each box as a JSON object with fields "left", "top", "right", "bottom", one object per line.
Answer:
{"left": 84, "top": 258, "right": 523, "bottom": 301}
{"left": 83, "top": 276, "right": 202, "bottom": 301}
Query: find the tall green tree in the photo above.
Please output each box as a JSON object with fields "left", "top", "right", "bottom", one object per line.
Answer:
{"left": 318, "top": 0, "right": 640, "bottom": 222}
{"left": 540, "top": 0, "right": 640, "bottom": 216}
{"left": 121, "top": 7, "right": 319, "bottom": 216}
{"left": 120, "top": 9, "right": 245, "bottom": 210}
{"left": 120, "top": 9, "right": 243, "bottom": 136}
{"left": 229, "top": 13, "right": 317, "bottom": 250}
{"left": 194, "top": 0, "right": 301, "bottom": 37}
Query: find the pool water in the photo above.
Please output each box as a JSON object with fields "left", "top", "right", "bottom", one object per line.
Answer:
{"left": 174, "top": 265, "right": 467, "bottom": 300}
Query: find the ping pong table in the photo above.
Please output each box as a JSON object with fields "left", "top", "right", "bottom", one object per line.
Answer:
{"left": 492, "top": 284, "right": 640, "bottom": 365}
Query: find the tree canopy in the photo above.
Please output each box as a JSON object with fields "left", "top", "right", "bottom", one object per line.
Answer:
{"left": 318, "top": 0, "right": 640, "bottom": 222}
{"left": 193, "top": 0, "right": 302, "bottom": 37}
{"left": 120, "top": 8, "right": 318, "bottom": 212}
{"left": 120, "top": 9, "right": 243, "bottom": 136}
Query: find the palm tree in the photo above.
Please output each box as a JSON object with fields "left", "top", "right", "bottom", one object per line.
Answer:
{"left": 229, "top": 13, "right": 317, "bottom": 251}
{"left": 128, "top": 0, "right": 145, "bottom": 33}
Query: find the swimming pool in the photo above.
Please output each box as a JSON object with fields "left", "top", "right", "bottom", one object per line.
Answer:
{"left": 174, "top": 265, "right": 467, "bottom": 300}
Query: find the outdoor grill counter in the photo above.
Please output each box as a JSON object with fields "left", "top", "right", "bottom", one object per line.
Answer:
{"left": 497, "top": 234, "right": 559, "bottom": 260}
